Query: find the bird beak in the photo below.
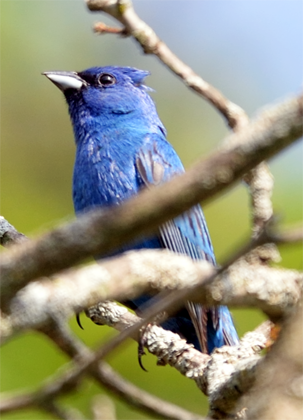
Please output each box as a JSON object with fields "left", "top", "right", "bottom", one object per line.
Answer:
{"left": 43, "top": 71, "right": 87, "bottom": 91}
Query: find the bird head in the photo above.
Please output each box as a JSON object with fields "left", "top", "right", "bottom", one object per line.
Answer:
{"left": 43, "top": 66, "right": 164, "bottom": 133}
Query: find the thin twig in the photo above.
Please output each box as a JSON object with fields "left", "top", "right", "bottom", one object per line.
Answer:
{"left": 0, "top": 379, "right": 84, "bottom": 420}
{"left": 42, "top": 401, "right": 85, "bottom": 420}
{"left": 92, "top": 395, "right": 117, "bottom": 420}
{"left": 269, "top": 223, "right": 303, "bottom": 245}
{"left": 94, "top": 22, "right": 125, "bottom": 34}
{"left": 93, "top": 363, "right": 209, "bottom": 420}
{"left": 45, "top": 322, "right": 209, "bottom": 420}
{"left": 86, "top": 0, "right": 248, "bottom": 130}
{"left": 0, "top": 312, "right": 271, "bottom": 420}
{"left": 0, "top": 216, "right": 27, "bottom": 247}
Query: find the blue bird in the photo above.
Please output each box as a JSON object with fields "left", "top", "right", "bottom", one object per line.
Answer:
{"left": 44, "top": 66, "right": 239, "bottom": 354}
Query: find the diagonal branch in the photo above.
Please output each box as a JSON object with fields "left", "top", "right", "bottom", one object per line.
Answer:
{"left": 86, "top": 0, "right": 280, "bottom": 264}
{"left": 0, "top": 310, "right": 272, "bottom": 419}
{"left": 86, "top": 0, "right": 248, "bottom": 130}
{"left": 93, "top": 362, "right": 209, "bottom": 420}
{"left": 47, "top": 321, "right": 209, "bottom": 420}
{"left": 1, "top": 93, "right": 302, "bottom": 307}
{"left": 0, "top": 220, "right": 296, "bottom": 418}
{"left": 61, "top": 307, "right": 270, "bottom": 419}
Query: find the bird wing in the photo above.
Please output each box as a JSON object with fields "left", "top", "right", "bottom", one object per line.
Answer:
{"left": 136, "top": 135, "right": 238, "bottom": 352}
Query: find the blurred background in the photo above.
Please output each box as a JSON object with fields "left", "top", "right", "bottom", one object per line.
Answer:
{"left": 1, "top": 1, "right": 302, "bottom": 418}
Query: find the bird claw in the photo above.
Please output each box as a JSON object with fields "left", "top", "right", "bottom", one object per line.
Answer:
{"left": 137, "top": 324, "right": 151, "bottom": 372}
{"left": 76, "top": 312, "right": 84, "bottom": 330}
{"left": 138, "top": 343, "right": 148, "bottom": 372}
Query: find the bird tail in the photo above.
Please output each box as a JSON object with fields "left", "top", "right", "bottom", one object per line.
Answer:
{"left": 187, "top": 302, "right": 239, "bottom": 354}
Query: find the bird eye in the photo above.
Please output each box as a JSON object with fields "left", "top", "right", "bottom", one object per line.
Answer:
{"left": 98, "top": 73, "right": 116, "bottom": 86}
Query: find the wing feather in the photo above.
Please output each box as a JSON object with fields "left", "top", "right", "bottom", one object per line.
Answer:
{"left": 136, "top": 136, "right": 238, "bottom": 352}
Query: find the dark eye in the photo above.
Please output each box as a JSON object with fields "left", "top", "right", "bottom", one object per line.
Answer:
{"left": 98, "top": 73, "right": 116, "bottom": 86}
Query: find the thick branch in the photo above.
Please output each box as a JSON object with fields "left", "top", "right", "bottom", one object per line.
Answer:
{"left": 45, "top": 313, "right": 270, "bottom": 419}
{"left": 87, "top": 301, "right": 210, "bottom": 386}
{"left": 87, "top": 301, "right": 273, "bottom": 415}
{"left": 0, "top": 220, "right": 291, "bottom": 418}
{"left": 1, "top": 93, "right": 302, "bottom": 306}
{"left": 242, "top": 299, "right": 303, "bottom": 420}
{"left": 2, "top": 250, "right": 301, "bottom": 342}
{"left": 206, "top": 322, "right": 274, "bottom": 418}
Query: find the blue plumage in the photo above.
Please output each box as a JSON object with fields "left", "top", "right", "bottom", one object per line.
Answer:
{"left": 44, "top": 66, "right": 239, "bottom": 353}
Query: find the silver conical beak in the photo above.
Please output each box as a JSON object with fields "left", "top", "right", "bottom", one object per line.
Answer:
{"left": 43, "top": 71, "right": 86, "bottom": 91}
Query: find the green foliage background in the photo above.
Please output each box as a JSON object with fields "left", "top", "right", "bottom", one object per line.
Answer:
{"left": 1, "top": 1, "right": 302, "bottom": 418}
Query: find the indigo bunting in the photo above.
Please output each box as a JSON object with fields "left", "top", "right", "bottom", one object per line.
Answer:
{"left": 44, "top": 66, "right": 239, "bottom": 353}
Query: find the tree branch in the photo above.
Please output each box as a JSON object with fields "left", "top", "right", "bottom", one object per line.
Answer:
{"left": 87, "top": 301, "right": 273, "bottom": 416}
{"left": 1, "top": 92, "right": 302, "bottom": 308}
{"left": 0, "top": 216, "right": 27, "bottom": 247}
{"left": 86, "top": 0, "right": 248, "bottom": 130}
{"left": 86, "top": 0, "right": 281, "bottom": 265}
{"left": 0, "top": 307, "right": 272, "bottom": 420}
{"left": 268, "top": 223, "right": 303, "bottom": 245}
{"left": 47, "top": 321, "right": 209, "bottom": 420}
{"left": 0, "top": 220, "right": 301, "bottom": 418}
{"left": 241, "top": 298, "right": 303, "bottom": 420}
{"left": 1, "top": 248, "right": 301, "bottom": 343}
{"left": 93, "top": 362, "right": 209, "bottom": 420}
{"left": 92, "top": 395, "right": 117, "bottom": 420}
